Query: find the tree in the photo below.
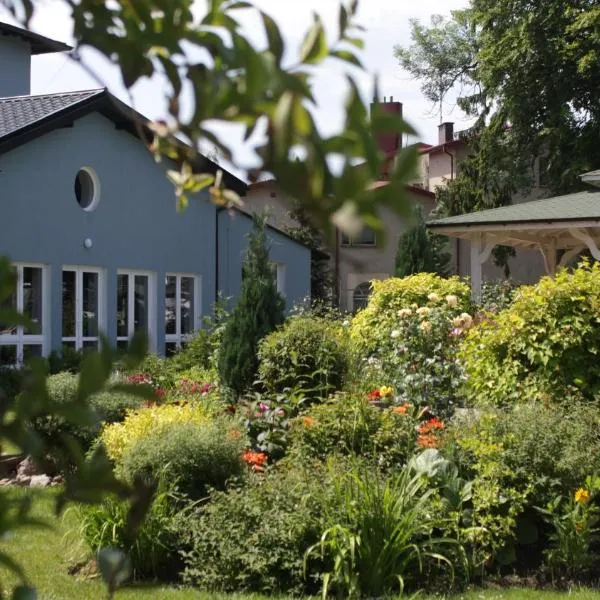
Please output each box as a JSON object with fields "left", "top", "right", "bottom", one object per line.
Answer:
{"left": 284, "top": 200, "right": 333, "bottom": 303}
{"left": 218, "top": 215, "right": 285, "bottom": 397}
{"left": 395, "top": 204, "right": 450, "bottom": 277}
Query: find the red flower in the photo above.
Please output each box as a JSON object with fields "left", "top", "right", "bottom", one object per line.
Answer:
{"left": 242, "top": 450, "right": 267, "bottom": 472}
{"left": 418, "top": 417, "right": 445, "bottom": 434}
{"left": 367, "top": 389, "right": 381, "bottom": 401}
{"left": 155, "top": 388, "right": 166, "bottom": 399}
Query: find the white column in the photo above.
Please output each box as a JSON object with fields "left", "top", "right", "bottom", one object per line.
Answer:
{"left": 470, "top": 234, "right": 482, "bottom": 302}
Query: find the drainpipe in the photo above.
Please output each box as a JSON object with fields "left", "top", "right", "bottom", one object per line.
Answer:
{"left": 442, "top": 145, "right": 459, "bottom": 274}
{"left": 215, "top": 207, "right": 225, "bottom": 305}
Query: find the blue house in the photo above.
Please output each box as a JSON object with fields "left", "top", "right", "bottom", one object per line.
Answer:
{"left": 0, "top": 23, "right": 311, "bottom": 365}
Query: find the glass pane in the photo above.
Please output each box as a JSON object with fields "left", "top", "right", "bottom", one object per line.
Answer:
{"left": 180, "top": 277, "right": 194, "bottom": 335}
{"left": 358, "top": 227, "right": 376, "bottom": 245}
{"left": 117, "top": 274, "right": 129, "bottom": 338}
{"left": 23, "top": 267, "right": 43, "bottom": 335}
{"left": 82, "top": 340, "right": 98, "bottom": 350}
{"left": 134, "top": 275, "right": 148, "bottom": 334}
{"left": 165, "top": 276, "right": 176, "bottom": 335}
{"left": 61, "top": 342, "right": 76, "bottom": 350}
{"left": 82, "top": 272, "right": 99, "bottom": 337}
{"left": 62, "top": 271, "right": 76, "bottom": 338}
{"left": 0, "top": 269, "right": 17, "bottom": 335}
{"left": 165, "top": 342, "right": 178, "bottom": 357}
{"left": 0, "top": 345, "right": 17, "bottom": 366}
{"left": 23, "top": 345, "right": 42, "bottom": 362}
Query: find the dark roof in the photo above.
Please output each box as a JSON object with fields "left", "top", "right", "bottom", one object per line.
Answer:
{"left": 0, "top": 89, "right": 102, "bottom": 138}
{"left": 0, "top": 88, "right": 247, "bottom": 194}
{"left": 427, "top": 190, "right": 600, "bottom": 230}
{"left": 0, "top": 22, "right": 71, "bottom": 54}
{"left": 420, "top": 138, "right": 465, "bottom": 155}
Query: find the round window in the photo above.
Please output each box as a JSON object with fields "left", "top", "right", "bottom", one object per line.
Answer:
{"left": 74, "top": 167, "right": 100, "bottom": 211}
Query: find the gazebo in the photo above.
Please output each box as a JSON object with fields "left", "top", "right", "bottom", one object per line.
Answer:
{"left": 427, "top": 171, "right": 600, "bottom": 300}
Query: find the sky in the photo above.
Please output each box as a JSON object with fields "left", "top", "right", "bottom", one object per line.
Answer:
{"left": 1, "top": 0, "right": 470, "bottom": 169}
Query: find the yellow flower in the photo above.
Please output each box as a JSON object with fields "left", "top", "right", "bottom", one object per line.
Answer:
{"left": 452, "top": 316, "right": 463, "bottom": 328}
{"left": 416, "top": 306, "right": 431, "bottom": 318}
{"left": 445, "top": 294, "right": 458, "bottom": 308}
{"left": 427, "top": 293, "right": 440, "bottom": 302}
{"left": 379, "top": 386, "right": 394, "bottom": 398}
{"left": 460, "top": 312, "right": 473, "bottom": 328}
{"left": 575, "top": 488, "right": 590, "bottom": 505}
{"left": 419, "top": 320, "right": 432, "bottom": 332}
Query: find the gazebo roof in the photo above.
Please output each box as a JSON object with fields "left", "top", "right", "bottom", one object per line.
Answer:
{"left": 427, "top": 190, "right": 600, "bottom": 231}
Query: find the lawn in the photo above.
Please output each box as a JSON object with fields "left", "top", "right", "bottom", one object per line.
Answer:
{"left": 0, "top": 487, "right": 599, "bottom": 600}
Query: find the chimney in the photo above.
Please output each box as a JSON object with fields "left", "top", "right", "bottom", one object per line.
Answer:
{"left": 371, "top": 96, "right": 403, "bottom": 156}
{"left": 438, "top": 122, "right": 454, "bottom": 144}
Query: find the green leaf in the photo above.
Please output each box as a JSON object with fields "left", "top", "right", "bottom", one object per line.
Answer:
{"left": 330, "top": 49, "right": 363, "bottom": 68}
{"left": 97, "top": 547, "right": 131, "bottom": 591}
{"left": 261, "top": 12, "right": 284, "bottom": 65}
{"left": 11, "top": 586, "right": 37, "bottom": 600}
{"left": 122, "top": 331, "right": 149, "bottom": 371}
{"left": 299, "top": 16, "right": 328, "bottom": 64}
{"left": 339, "top": 4, "right": 348, "bottom": 37}
{"left": 78, "top": 351, "right": 111, "bottom": 401}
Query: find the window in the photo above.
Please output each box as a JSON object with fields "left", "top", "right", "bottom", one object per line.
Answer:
{"left": 62, "top": 267, "right": 104, "bottom": 350}
{"left": 0, "top": 264, "right": 47, "bottom": 366}
{"left": 75, "top": 167, "right": 100, "bottom": 211}
{"left": 341, "top": 226, "right": 376, "bottom": 247}
{"left": 352, "top": 282, "right": 372, "bottom": 312}
{"left": 165, "top": 274, "right": 199, "bottom": 356}
{"left": 270, "top": 263, "right": 286, "bottom": 295}
{"left": 117, "top": 271, "right": 155, "bottom": 351}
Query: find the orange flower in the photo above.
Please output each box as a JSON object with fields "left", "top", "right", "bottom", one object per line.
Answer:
{"left": 302, "top": 416, "right": 316, "bottom": 427}
{"left": 391, "top": 403, "right": 411, "bottom": 415}
{"left": 417, "top": 434, "right": 438, "bottom": 449}
{"left": 228, "top": 429, "right": 242, "bottom": 439}
{"left": 418, "top": 417, "right": 445, "bottom": 434}
{"left": 242, "top": 450, "right": 267, "bottom": 470}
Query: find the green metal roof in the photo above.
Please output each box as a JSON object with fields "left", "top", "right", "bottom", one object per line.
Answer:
{"left": 427, "top": 190, "right": 600, "bottom": 229}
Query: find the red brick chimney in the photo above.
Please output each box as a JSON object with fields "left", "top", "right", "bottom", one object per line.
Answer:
{"left": 371, "top": 96, "right": 403, "bottom": 156}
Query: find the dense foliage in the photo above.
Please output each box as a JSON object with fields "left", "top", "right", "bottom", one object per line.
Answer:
{"left": 461, "top": 262, "right": 600, "bottom": 407}
{"left": 257, "top": 316, "right": 349, "bottom": 398}
{"left": 350, "top": 273, "right": 471, "bottom": 355}
{"left": 218, "top": 216, "right": 285, "bottom": 396}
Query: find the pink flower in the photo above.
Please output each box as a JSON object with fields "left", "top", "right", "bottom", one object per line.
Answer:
{"left": 258, "top": 402, "right": 270, "bottom": 414}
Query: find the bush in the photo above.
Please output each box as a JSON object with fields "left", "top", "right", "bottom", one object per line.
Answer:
{"left": 286, "top": 392, "right": 420, "bottom": 469}
{"left": 129, "top": 354, "right": 179, "bottom": 392}
{"left": 179, "top": 466, "right": 330, "bottom": 595}
{"left": 350, "top": 274, "right": 471, "bottom": 356}
{"left": 365, "top": 297, "right": 474, "bottom": 417}
{"left": 460, "top": 262, "right": 600, "bottom": 407}
{"left": 257, "top": 316, "right": 349, "bottom": 398}
{"left": 77, "top": 481, "right": 184, "bottom": 581}
{"left": 30, "top": 372, "right": 141, "bottom": 466}
{"left": 478, "top": 280, "right": 520, "bottom": 313}
{"left": 446, "top": 401, "right": 600, "bottom": 570}
{"left": 117, "top": 419, "right": 246, "bottom": 499}
{"left": 0, "top": 367, "right": 24, "bottom": 412}
{"left": 100, "top": 402, "right": 211, "bottom": 463}
{"left": 169, "top": 329, "right": 212, "bottom": 371}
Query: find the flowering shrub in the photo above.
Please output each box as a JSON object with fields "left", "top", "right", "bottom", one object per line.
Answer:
{"left": 242, "top": 450, "right": 268, "bottom": 471}
{"left": 350, "top": 274, "right": 471, "bottom": 356}
{"left": 241, "top": 396, "right": 291, "bottom": 460}
{"left": 100, "top": 402, "right": 210, "bottom": 463}
{"left": 366, "top": 296, "right": 474, "bottom": 417}
{"left": 460, "top": 261, "right": 600, "bottom": 407}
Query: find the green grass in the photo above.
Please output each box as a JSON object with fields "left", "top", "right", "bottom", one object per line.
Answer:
{"left": 0, "top": 487, "right": 599, "bottom": 600}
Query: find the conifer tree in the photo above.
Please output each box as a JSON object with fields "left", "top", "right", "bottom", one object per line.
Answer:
{"left": 396, "top": 204, "right": 450, "bottom": 277}
{"left": 218, "top": 215, "right": 285, "bottom": 397}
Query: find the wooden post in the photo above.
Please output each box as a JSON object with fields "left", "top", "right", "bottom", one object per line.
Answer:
{"left": 470, "top": 234, "right": 482, "bottom": 302}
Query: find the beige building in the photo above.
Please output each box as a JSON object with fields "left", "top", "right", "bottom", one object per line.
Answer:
{"left": 414, "top": 121, "right": 548, "bottom": 284}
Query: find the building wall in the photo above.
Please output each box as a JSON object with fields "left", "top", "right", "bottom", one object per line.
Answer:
{"left": 217, "top": 209, "right": 311, "bottom": 310}
{"left": 0, "top": 112, "right": 216, "bottom": 355}
{"left": 0, "top": 35, "right": 31, "bottom": 97}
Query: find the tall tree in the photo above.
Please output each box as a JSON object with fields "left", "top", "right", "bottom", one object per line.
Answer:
{"left": 218, "top": 215, "right": 285, "bottom": 397}
{"left": 395, "top": 204, "right": 450, "bottom": 277}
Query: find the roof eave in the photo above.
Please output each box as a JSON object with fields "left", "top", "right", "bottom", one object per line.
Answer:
{"left": 427, "top": 217, "right": 600, "bottom": 235}
{"left": 0, "top": 22, "right": 72, "bottom": 54}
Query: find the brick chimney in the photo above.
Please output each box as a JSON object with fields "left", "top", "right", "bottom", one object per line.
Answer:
{"left": 438, "top": 122, "right": 454, "bottom": 144}
{"left": 371, "top": 96, "right": 403, "bottom": 155}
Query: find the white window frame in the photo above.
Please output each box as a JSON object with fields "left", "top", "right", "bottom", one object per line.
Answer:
{"left": 275, "top": 264, "right": 286, "bottom": 296}
{"left": 62, "top": 266, "right": 106, "bottom": 351}
{"left": 0, "top": 263, "right": 49, "bottom": 366}
{"left": 116, "top": 270, "right": 156, "bottom": 352}
{"left": 165, "top": 273, "right": 200, "bottom": 352}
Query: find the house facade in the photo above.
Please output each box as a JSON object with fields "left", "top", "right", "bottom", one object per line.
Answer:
{"left": 0, "top": 23, "right": 311, "bottom": 365}
{"left": 245, "top": 100, "right": 437, "bottom": 312}
{"left": 414, "top": 121, "right": 548, "bottom": 283}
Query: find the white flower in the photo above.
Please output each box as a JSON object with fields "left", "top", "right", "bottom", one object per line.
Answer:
{"left": 427, "top": 293, "right": 440, "bottom": 302}
{"left": 419, "top": 320, "right": 432, "bottom": 332}
{"left": 445, "top": 294, "right": 458, "bottom": 308}
{"left": 391, "top": 329, "right": 401, "bottom": 339}
{"left": 397, "top": 308, "right": 412, "bottom": 318}
{"left": 460, "top": 312, "right": 473, "bottom": 328}
{"left": 416, "top": 306, "right": 431, "bottom": 317}
{"left": 342, "top": 320, "right": 350, "bottom": 327}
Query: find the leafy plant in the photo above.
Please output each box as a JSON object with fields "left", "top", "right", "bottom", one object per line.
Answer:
{"left": 460, "top": 261, "right": 600, "bottom": 407}
{"left": 76, "top": 480, "right": 185, "bottom": 581}
{"left": 307, "top": 466, "right": 460, "bottom": 598}
{"left": 218, "top": 215, "right": 285, "bottom": 397}
{"left": 117, "top": 419, "right": 246, "bottom": 499}
{"left": 257, "top": 316, "right": 349, "bottom": 399}
{"left": 350, "top": 273, "right": 471, "bottom": 357}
